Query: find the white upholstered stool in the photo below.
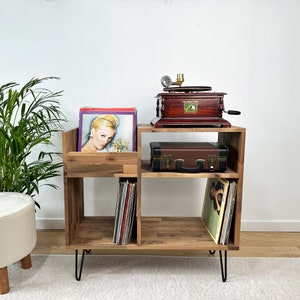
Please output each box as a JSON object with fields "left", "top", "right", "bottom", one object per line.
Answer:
{"left": 0, "top": 192, "right": 37, "bottom": 294}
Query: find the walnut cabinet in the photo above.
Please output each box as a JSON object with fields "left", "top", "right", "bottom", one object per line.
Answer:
{"left": 62, "top": 125, "right": 246, "bottom": 280}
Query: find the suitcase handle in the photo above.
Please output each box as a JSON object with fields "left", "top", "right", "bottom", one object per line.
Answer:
{"left": 175, "top": 159, "right": 205, "bottom": 173}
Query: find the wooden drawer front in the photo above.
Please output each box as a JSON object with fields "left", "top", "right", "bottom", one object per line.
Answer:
{"left": 64, "top": 152, "right": 137, "bottom": 177}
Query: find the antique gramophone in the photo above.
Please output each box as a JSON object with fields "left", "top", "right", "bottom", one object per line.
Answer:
{"left": 151, "top": 74, "right": 240, "bottom": 128}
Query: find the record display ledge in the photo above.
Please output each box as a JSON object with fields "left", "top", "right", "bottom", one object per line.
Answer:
{"left": 62, "top": 124, "right": 246, "bottom": 282}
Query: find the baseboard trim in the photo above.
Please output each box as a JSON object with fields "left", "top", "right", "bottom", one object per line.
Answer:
{"left": 241, "top": 220, "right": 300, "bottom": 232}
{"left": 36, "top": 218, "right": 65, "bottom": 230}
{"left": 36, "top": 218, "right": 300, "bottom": 232}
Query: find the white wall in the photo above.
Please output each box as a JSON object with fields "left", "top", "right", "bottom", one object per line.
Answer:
{"left": 1, "top": 0, "right": 299, "bottom": 231}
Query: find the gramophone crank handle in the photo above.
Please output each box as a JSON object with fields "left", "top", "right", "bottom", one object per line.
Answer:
{"left": 224, "top": 110, "right": 241, "bottom": 115}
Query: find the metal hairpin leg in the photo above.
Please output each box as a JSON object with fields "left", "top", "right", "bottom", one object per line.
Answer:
{"left": 75, "top": 249, "right": 91, "bottom": 281}
{"left": 74, "top": 249, "right": 226, "bottom": 282}
{"left": 208, "top": 250, "right": 227, "bottom": 282}
{"left": 219, "top": 250, "right": 227, "bottom": 282}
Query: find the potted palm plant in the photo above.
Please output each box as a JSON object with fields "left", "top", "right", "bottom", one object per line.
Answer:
{"left": 0, "top": 77, "right": 67, "bottom": 208}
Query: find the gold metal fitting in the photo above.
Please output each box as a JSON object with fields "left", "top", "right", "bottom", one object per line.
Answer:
{"left": 161, "top": 73, "right": 185, "bottom": 87}
{"left": 175, "top": 73, "right": 184, "bottom": 86}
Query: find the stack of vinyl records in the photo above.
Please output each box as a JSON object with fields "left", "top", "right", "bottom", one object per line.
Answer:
{"left": 113, "top": 178, "right": 137, "bottom": 245}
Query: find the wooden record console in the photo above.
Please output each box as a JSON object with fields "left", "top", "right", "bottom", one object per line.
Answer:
{"left": 62, "top": 124, "right": 246, "bottom": 282}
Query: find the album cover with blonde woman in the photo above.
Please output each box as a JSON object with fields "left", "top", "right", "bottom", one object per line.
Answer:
{"left": 78, "top": 107, "right": 137, "bottom": 152}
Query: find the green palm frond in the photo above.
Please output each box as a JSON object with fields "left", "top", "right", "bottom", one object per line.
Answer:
{"left": 0, "top": 77, "right": 67, "bottom": 208}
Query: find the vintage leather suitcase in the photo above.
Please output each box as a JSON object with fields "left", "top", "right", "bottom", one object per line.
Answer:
{"left": 151, "top": 92, "right": 232, "bottom": 128}
{"left": 150, "top": 142, "right": 228, "bottom": 173}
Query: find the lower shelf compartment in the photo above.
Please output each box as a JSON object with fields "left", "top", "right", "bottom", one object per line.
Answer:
{"left": 140, "top": 217, "right": 226, "bottom": 250}
{"left": 67, "top": 216, "right": 230, "bottom": 251}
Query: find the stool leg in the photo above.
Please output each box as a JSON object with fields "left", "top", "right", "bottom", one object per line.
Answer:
{"left": 20, "top": 254, "right": 32, "bottom": 269}
{"left": 0, "top": 267, "right": 10, "bottom": 294}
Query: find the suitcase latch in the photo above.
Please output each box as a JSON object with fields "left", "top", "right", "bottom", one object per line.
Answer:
{"left": 163, "top": 154, "right": 172, "bottom": 169}
{"left": 207, "top": 155, "right": 216, "bottom": 171}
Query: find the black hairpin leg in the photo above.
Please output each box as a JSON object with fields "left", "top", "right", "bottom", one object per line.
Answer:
{"left": 75, "top": 249, "right": 90, "bottom": 281}
{"left": 219, "top": 250, "right": 227, "bottom": 282}
{"left": 209, "top": 250, "right": 216, "bottom": 255}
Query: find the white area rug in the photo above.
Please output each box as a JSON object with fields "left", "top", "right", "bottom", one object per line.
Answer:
{"left": 3, "top": 255, "right": 300, "bottom": 299}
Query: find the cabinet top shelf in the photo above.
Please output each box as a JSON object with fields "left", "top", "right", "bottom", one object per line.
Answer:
{"left": 138, "top": 124, "right": 245, "bottom": 133}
